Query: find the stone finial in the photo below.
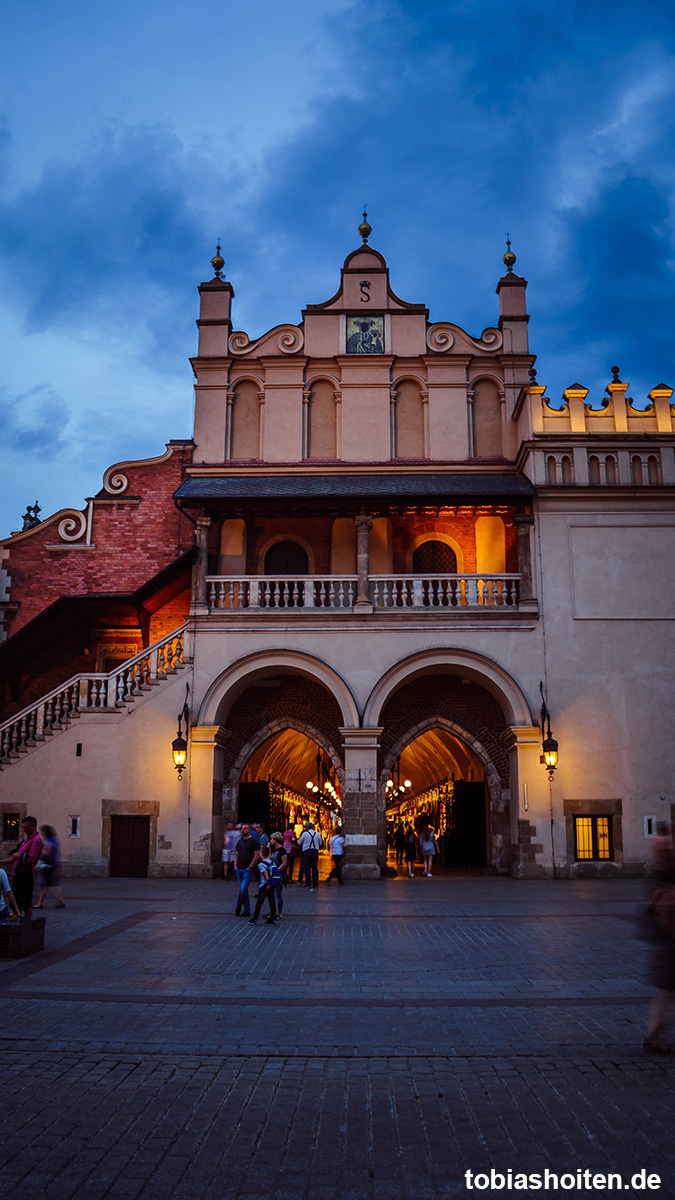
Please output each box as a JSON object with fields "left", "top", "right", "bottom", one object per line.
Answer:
{"left": 611, "top": 365, "right": 621, "bottom": 383}
{"left": 358, "top": 207, "right": 372, "bottom": 245}
{"left": 211, "top": 242, "right": 225, "bottom": 279}
{"left": 528, "top": 366, "right": 537, "bottom": 383}
{"left": 502, "top": 235, "right": 516, "bottom": 274}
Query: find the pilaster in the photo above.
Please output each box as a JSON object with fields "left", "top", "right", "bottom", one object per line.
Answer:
{"left": 339, "top": 727, "right": 382, "bottom": 879}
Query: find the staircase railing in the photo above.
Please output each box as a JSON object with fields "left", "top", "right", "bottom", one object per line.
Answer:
{"left": 0, "top": 623, "right": 189, "bottom": 763}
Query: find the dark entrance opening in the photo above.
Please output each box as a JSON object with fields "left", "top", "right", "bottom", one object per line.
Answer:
{"left": 110, "top": 814, "right": 150, "bottom": 877}
{"left": 237, "top": 781, "right": 270, "bottom": 827}
{"left": 443, "top": 782, "right": 487, "bottom": 868}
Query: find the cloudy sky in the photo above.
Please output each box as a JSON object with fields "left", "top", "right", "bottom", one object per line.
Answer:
{"left": 1, "top": 0, "right": 674, "bottom": 534}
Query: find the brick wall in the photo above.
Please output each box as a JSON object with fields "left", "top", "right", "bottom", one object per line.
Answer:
{"left": 2, "top": 443, "right": 194, "bottom": 638}
{"left": 221, "top": 675, "right": 344, "bottom": 780}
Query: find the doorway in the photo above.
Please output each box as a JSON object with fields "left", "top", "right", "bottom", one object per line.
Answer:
{"left": 110, "top": 814, "right": 150, "bottom": 877}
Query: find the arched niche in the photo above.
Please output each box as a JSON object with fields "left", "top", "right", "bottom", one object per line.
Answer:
{"left": 230, "top": 379, "right": 261, "bottom": 460}
{"left": 405, "top": 532, "right": 465, "bottom": 573}
{"left": 263, "top": 539, "right": 310, "bottom": 576}
{"left": 392, "top": 379, "right": 426, "bottom": 459}
{"left": 306, "top": 379, "right": 337, "bottom": 459}
{"left": 475, "top": 515, "right": 506, "bottom": 574}
{"left": 218, "top": 518, "right": 247, "bottom": 575}
{"left": 472, "top": 377, "right": 503, "bottom": 457}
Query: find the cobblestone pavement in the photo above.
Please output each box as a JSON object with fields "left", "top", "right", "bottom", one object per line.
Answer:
{"left": 1, "top": 872, "right": 674, "bottom": 1198}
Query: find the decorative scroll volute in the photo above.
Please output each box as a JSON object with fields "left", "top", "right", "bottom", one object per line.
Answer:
{"left": 426, "top": 323, "right": 503, "bottom": 354}
{"left": 57, "top": 511, "right": 87, "bottom": 542}
{"left": 228, "top": 324, "right": 305, "bottom": 356}
{"left": 102, "top": 470, "right": 129, "bottom": 494}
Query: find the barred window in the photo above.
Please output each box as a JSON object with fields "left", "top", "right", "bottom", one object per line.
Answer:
{"left": 575, "top": 815, "right": 613, "bottom": 861}
{"left": 2, "top": 813, "right": 20, "bottom": 841}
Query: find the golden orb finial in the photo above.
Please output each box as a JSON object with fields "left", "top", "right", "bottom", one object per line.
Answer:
{"left": 502, "top": 235, "right": 516, "bottom": 274}
{"left": 211, "top": 241, "right": 225, "bottom": 279}
{"left": 358, "top": 206, "right": 372, "bottom": 245}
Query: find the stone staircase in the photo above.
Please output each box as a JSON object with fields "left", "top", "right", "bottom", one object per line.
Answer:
{"left": 0, "top": 623, "right": 190, "bottom": 767}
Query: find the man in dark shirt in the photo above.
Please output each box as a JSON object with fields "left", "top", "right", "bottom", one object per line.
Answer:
{"left": 234, "top": 824, "right": 261, "bottom": 916}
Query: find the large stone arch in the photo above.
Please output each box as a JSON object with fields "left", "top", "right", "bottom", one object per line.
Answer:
{"left": 380, "top": 715, "right": 502, "bottom": 804}
{"left": 198, "top": 648, "right": 360, "bottom": 729}
{"left": 364, "top": 647, "right": 534, "bottom": 729}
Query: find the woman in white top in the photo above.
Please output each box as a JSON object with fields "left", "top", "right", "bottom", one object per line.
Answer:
{"left": 418, "top": 824, "right": 438, "bottom": 877}
{"left": 0, "top": 867, "right": 21, "bottom": 917}
{"left": 327, "top": 827, "right": 348, "bottom": 885}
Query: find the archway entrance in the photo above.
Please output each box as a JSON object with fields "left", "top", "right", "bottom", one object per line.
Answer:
{"left": 385, "top": 727, "right": 488, "bottom": 871}
{"left": 238, "top": 727, "right": 342, "bottom": 836}
{"left": 377, "top": 670, "right": 511, "bottom": 873}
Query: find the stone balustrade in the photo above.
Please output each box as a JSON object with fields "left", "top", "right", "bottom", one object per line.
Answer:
{"left": 205, "top": 574, "right": 521, "bottom": 612}
{"left": 0, "top": 624, "right": 188, "bottom": 763}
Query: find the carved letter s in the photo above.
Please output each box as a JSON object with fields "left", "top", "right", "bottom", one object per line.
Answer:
{"left": 359, "top": 280, "right": 371, "bottom": 302}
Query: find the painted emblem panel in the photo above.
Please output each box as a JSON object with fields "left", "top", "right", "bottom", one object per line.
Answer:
{"left": 346, "top": 316, "right": 384, "bottom": 354}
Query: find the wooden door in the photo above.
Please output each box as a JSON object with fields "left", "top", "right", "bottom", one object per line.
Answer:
{"left": 110, "top": 815, "right": 150, "bottom": 878}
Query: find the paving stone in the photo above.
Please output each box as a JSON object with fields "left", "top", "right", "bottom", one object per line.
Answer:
{"left": 0, "top": 875, "right": 674, "bottom": 1197}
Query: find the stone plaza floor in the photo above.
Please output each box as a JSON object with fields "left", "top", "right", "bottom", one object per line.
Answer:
{"left": 1, "top": 868, "right": 674, "bottom": 1198}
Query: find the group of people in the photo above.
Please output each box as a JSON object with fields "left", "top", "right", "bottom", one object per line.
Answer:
{"left": 393, "top": 821, "right": 440, "bottom": 877}
{"left": 221, "top": 819, "right": 349, "bottom": 925}
{"left": 0, "top": 817, "right": 64, "bottom": 920}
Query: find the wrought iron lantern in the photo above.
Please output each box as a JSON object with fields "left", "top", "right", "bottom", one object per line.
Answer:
{"left": 172, "top": 683, "right": 190, "bottom": 780}
{"left": 539, "top": 681, "right": 559, "bottom": 781}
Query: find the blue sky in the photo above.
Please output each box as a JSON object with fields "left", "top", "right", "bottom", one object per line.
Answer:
{"left": 1, "top": 0, "right": 674, "bottom": 534}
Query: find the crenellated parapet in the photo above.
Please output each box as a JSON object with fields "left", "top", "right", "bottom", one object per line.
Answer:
{"left": 516, "top": 368, "right": 675, "bottom": 488}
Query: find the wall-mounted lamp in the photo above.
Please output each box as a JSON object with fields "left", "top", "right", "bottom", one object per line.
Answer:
{"left": 172, "top": 682, "right": 190, "bottom": 780}
{"left": 539, "top": 681, "right": 559, "bottom": 782}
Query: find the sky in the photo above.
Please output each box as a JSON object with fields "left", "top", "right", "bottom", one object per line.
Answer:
{"left": 1, "top": 0, "right": 674, "bottom": 535}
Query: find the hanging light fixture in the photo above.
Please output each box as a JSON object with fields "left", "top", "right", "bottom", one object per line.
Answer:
{"left": 172, "top": 683, "right": 190, "bottom": 780}
{"left": 539, "top": 681, "right": 559, "bottom": 782}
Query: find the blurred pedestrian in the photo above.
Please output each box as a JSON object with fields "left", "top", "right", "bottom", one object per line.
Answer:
{"left": 221, "top": 821, "right": 238, "bottom": 880}
{"left": 644, "top": 882, "right": 675, "bottom": 1053}
{"left": 253, "top": 822, "right": 269, "bottom": 850}
{"left": 404, "top": 823, "right": 417, "bottom": 878}
{"left": 0, "top": 816, "right": 42, "bottom": 918}
{"left": 327, "top": 826, "right": 347, "bottom": 885}
{"left": 394, "top": 821, "right": 405, "bottom": 867}
{"left": 34, "top": 825, "right": 65, "bottom": 909}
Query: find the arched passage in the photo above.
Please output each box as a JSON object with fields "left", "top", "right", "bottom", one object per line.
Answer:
{"left": 199, "top": 649, "right": 360, "bottom": 729}
{"left": 365, "top": 651, "right": 535, "bottom": 873}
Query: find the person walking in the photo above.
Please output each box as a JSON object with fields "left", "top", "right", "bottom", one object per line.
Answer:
{"left": 327, "top": 826, "right": 348, "bottom": 885}
{"left": 283, "top": 825, "right": 298, "bottom": 883}
{"left": 404, "top": 823, "right": 418, "bottom": 878}
{"left": 34, "top": 825, "right": 65, "bottom": 909}
{"left": 394, "top": 821, "right": 406, "bottom": 868}
{"left": 419, "top": 823, "right": 439, "bottom": 876}
{"left": 248, "top": 848, "right": 278, "bottom": 926}
{"left": 298, "top": 822, "right": 323, "bottom": 890}
{"left": 234, "top": 823, "right": 262, "bottom": 917}
{"left": 0, "top": 816, "right": 42, "bottom": 918}
{"left": 268, "top": 834, "right": 287, "bottom": 918}
{"left": 253, "top": 822, "right": 270, "bottom": 850}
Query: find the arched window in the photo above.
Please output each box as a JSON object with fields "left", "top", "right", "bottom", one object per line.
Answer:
{"left": 412, "top": 540, "right": 457, "bottom": 574}
{"left": 647, "top": 455, "right": 661, "bottom": 485}
{"left": 264, "top": 540, "right": 309, "bottom": 575}
{"left": 631, "top": 455, "right": 643, "bottom": 486}
{"left": 588, "top": 455, "right": 600, "bottom": 485}
{"left": 546, "top": 455, "right": 557, "bottom": 484}
{"left": 472, "top": 379, "right": 503, "bottom": 457}
{"left": 392, "top": 380, "right": 425, "bottom": 459}
{"left": 561, "top": 455, "right": 573, "bottom": 484}
{"left": 230, "top": 380, "right": 260, "bottom": 460}
{"left": 306, "top": 380, "right": 337, "bottom": 459}
{"left": 605, "top": 455, "right": 617, "bottom": 485}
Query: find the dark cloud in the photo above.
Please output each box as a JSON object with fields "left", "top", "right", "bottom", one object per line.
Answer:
{"left": 0, "top": 384, "right": 71, "bottom": 457}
